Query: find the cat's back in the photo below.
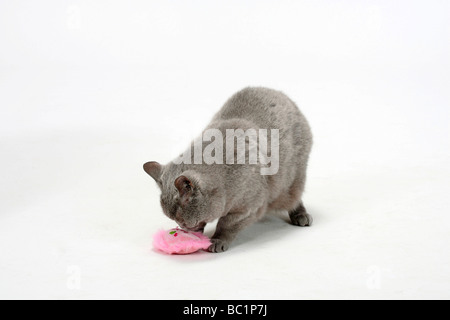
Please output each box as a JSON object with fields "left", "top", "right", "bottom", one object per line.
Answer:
{"left": 210, "top": 87, "right": 312, "bottom": 174}
{"left": 213, "top": 87, "right": 306, "bottom": 132}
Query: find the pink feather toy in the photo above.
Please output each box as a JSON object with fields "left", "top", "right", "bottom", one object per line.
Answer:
{"left": 153, "top": 227, "right": 211, "bottom": 254}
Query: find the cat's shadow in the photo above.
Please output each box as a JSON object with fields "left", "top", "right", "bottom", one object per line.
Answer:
{"left": 232, "top": 205, "right": 321, "bottom": 250}
{"left": 230, "top": 211, "right": 298, "bottom": 249}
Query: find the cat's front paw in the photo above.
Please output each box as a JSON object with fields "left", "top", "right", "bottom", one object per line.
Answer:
{"left": 208, "top": 238, "right": 229, "bottom": 253}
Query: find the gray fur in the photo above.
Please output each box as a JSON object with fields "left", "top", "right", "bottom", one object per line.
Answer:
{"left": 143, "top": 87, "right": 313, "bottom": 252}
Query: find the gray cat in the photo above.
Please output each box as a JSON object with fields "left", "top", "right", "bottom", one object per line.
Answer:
{"left": 143, "top": 87, "right": 313, "bottom": 252}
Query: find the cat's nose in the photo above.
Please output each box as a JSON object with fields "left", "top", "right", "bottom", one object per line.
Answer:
{"left": 175, "top": 215, "right": 185, "bottom": 228}
{"left": 176, "top": 218, "right": 195, "bottom": 230}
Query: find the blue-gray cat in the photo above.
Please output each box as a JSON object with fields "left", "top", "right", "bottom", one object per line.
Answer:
{"left": 144, "top": 87, "right": 313, "bottom": 252}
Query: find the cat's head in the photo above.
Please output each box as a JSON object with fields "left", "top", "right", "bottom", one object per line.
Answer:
{"left": 143, "top": 161, "right": 223, "bottom": 232}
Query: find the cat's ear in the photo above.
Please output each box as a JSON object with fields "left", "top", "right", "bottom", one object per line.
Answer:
{"left": 143, "top": 161, "right": 162, "bottom": 182}
{"left": 174, "top": 175, "right": 194, "bottom": 200}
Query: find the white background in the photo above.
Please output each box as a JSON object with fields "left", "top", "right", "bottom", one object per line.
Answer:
{"left": 0, "top": 0, "right": 449, "bottom": 299}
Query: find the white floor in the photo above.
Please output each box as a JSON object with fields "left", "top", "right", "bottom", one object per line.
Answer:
{"left": 1, "top": 1, "right": 449, "bottom": 299}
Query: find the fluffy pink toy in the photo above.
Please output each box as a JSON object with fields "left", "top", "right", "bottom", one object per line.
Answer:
{"left": 153, "top": 227, "right": 211, "bottom": 254}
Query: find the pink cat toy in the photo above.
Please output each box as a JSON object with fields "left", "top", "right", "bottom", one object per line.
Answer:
{"left": 153, "top": 227, "right": 211, "bottom": 254}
